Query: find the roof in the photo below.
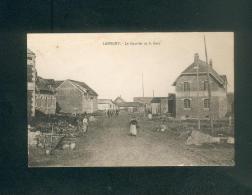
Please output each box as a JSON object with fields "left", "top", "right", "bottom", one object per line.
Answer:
{"left": 133, "top": 97, "right": 153, "bottom": 104}
{"left": 173, "top": 55, "right": 226, "bottom": 87}
{"left": 53, "top": 81, "right": 64, "bottom": 88}
{"left": 69, "top": 80, "right": 98, "bottom": 96}
{"left": 220, "top": 75, "right": 227, "bottom": 83}
{"left": 114, "top": 96, "right": 125, "bottom": 103}
{"left": 98, "top": 99, "right": 114, "bottom": 104}
{"left": 118, "top": 102, "right": 144, "bottom": 107}
{"left": 36, "top": 76, "right": 55, "bottom": 94}
{"left": 151, "top": 97, "right": 168, "bottom": 103}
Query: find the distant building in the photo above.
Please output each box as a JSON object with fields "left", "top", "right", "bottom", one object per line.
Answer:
{"left": 172, "top": 53, "right": 228, "bottom": 119}
{"left": 117, "top": 102, "right": 145, "bottom": 113}
{"left": 133, "top": 97, "right": 153, "bottom": 113}
{"left": 35, "top": 76, "right": 56, "bottom": 115}
{"left": 150, "top": 97, "right": 167, "bottom": 114}
{"left": 56, "top": 79, "right": 98, "bottom": 114}
{"left": 27, "top": 49, "right": 36, "bottom": 119}
{"left": 150, "top": 94, "right": 176, "bottom": 116}
{"left": 98, "top": 99, "right": 117, "bottom": 110}
{"left": 114, "top": 96, "right": 125, "bottom": 105}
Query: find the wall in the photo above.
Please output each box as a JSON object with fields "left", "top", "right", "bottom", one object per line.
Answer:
{"left": 56, "top": 81, "right": 83, "bottom": 113}
{"left": 98, "top": 102, "right": 115, "bottom": 110}
{"left": 98, "top": 103, "right": 110, "bottom": 110}
{"left": 82, "top": 94, "right": 98, "bottom": 113}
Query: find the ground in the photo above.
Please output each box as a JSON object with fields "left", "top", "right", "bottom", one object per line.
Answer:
{"left": 29, "top": 112, "right": 234, "bottom": 167}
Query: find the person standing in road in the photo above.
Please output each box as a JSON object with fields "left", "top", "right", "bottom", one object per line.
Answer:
{"left": 129, "top": 116, "right": 138, "bottom": 136}
{"left": 82, "top": 115, "right": 89, "bottom": 134}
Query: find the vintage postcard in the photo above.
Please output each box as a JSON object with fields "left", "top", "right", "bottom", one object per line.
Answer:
{"left": 27, "top": 32, "right": 234, "bottom": 167}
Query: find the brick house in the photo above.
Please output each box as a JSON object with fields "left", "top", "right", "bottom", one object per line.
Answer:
{"left": 35, "top": 76, "right": 56, "bottom": 115}
{"left": 27, "top": 49, "right": 36, "bottom": 119}
{"left": 172, "top": 53, "right": 228, "bottom": 119}
{"left": 56, "top": 79, "right": 98, "bottom": 114}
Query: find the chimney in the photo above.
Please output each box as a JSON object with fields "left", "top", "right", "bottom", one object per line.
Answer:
{"left": 194, "top": 53, "right": 199, "bottom": 62}
{"left": 209, "top": 59, "right": 213, "bottom": 67}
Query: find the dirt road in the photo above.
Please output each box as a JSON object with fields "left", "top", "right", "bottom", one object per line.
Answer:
{"left": 29, "top": 112, "right": 234, "bottom": 167}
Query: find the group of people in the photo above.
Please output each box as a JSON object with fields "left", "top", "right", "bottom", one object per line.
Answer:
{"left": 105, "top": 109, "right": 120, "bottom": 118}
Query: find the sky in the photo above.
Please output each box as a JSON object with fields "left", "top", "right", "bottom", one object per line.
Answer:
{"left": 27, "top": 32, "right": 234, "bottom": 101}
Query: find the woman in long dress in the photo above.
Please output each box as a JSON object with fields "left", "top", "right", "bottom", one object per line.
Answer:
{"left": 82, "top": 116, "right": 88, "bottom": 134}
{"left": 129, "top": 117, "right": 138, "bottom": 136}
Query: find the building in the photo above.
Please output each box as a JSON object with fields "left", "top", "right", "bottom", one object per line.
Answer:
{"left": 172, "top": 53, "right": 228, "bottom": 119}
{"left": 98, "top": 99, "right": 117, "bottom": 110}
{"left": 117, "top": 102, "right": 145, "bottom": 113}
{"left": 27, "top": 49, "right": 36, "bottom": 119}
{"left": 114, "top": 96, "right": 125, "bottom": 105}
{"left": 150, "top": 97, "right": 168, "bottom": 114}
{"left": 35, "top": 76, "right": 56, "bottom": 115}
{"left": 150, "top": 94, "right": 176, "bottom": 116}
{"left": 133, "top": 97, "right": 153, "bottom": 113}
{"left": 56, "top": 79, "right": 98, "bottom": 114}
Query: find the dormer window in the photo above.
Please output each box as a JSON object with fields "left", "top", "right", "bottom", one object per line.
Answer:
{"left": 183, "top": 82, "right": 190, "bottom": 91}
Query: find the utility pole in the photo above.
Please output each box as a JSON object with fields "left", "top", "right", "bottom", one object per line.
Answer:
{"left": 153, "top": 90, "right": 154, "bottom": 97}
{"left": 142, "top": 72, "right": 144, "bottom": 97}
{"left": 204, "top": 35, "right": 214, "bottom": 133}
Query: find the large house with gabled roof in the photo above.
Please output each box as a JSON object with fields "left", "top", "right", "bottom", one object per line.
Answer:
{"left": 172, "top": 53, "right": 228, "bottom": 119}
{"left": 56, "top": 79, "right": 98, "bottom": 114}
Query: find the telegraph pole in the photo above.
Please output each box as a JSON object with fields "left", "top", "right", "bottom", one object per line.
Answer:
{"left": 204, "top": 35, "right": 214, "bottom": 133}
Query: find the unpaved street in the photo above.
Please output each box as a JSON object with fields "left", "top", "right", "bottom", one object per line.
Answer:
{"left": 29, "top": 112, "right": 234, "bottom": 167}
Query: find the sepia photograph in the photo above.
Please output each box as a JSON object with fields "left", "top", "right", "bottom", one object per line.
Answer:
{"left": 27, "top": 32, "right": 234, "bottom": 167}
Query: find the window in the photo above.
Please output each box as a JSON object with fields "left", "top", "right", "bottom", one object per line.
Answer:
{"left": 184, "top": 99, "right": 191, "bottom": 109}
{"left": 203, "top": 98, "right": 209, "bottom": 108}
{"left": 183, "top": 82, "right": 190, "bottom": 91}
{"left": 27, "top": 56, "right": 33, "bottom": 60}
{"left": 203, "top": 81, "right": 208, "bottom": 91}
